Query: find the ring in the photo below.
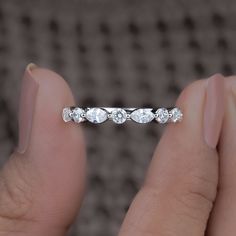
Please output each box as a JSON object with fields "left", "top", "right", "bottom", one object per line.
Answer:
{"left": 62, "top": 107, "right": 183, "bottom": 124}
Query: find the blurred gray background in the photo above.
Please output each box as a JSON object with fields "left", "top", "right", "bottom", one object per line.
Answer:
{"left": 0, "top": 0, "right": 235, "bottom": 235}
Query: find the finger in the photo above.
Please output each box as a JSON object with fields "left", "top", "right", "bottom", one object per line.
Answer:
{"left": 0, "top": 64, "right": 86, "bottom": 235}
{"left": 119, "top": 75, "right": 224, "bottom": 236}
{"left": 207, "top": 76, "right": 236, "bottom": 236}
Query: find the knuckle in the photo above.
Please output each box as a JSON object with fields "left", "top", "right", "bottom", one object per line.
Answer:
{"left": 122, "top": 186, "right": 178, "bottom": 236}
{"left": 0, "top": 157, "right": 35, "bottom": 221}
{"left": 173, "top": 172, "right": 217, "bottom": 221}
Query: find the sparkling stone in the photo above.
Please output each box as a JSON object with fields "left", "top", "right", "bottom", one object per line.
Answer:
{"left": 111, "top": 108, "right": 127, "bottom": 124}
{"left": 155, "top": 108, "right": 169, "bottom": 124}
{"left": 130, "top": 109, "right": 154, "bottom": 123}
{"left": 169, "top": 108, "right": 183, "bottom": 122}
{"left": 71, "top": 108, "right": 85, "bottom": 123}
{"left": 62, "top": 107, "right": 72, "bottom": 122}
{"left": 86, "top": 108, "right": 108, "bottom": 124}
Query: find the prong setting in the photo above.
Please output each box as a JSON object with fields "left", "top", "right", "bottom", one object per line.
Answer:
{"left": 169, "top": 108, "right": 183, "bottom": 123}
{"left": 62, "top": 107, "right": 72, "bottom": 122}
{"left": 111, "top": 108, "right": 127, "bottom": 124}
{"left": 62, "top": 107, "right": 183, "bottom": 124}
{"left": 155, "top": 108, "right": 169, "bottom": 124}
{"left": 71, "top": 107, "right": 85, "bottom": 123}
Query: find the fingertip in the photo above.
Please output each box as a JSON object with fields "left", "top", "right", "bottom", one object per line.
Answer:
{"left": 171, "top": 74, "right": 224, "bottom": 150}
{"left": 27, "top": 65, "right": 75, "bottom": 107}
{"left": 160, "top": 79, "right": 208, "bottom": 152}
{"left": 26, "top": 64, "right": 85, "bottom": 160}
{"left": 175, "top": 79, "right": 207, "bottom": 117}
{"left": 22, "top": 64, "right": 86, "bottom": 225}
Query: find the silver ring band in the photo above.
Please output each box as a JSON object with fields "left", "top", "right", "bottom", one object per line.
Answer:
{"left": 62, "top": 107, "right": 183, "bottom": 124}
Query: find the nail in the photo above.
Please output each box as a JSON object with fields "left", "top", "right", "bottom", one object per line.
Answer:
{"left": 203, "top": 74, "right": 225, "bottom": 149}
{"left": 17, "top": 63, "right": 39, "bottom": 153}
{"left": 231, "top": 81, "right": 236, "bottom": 98}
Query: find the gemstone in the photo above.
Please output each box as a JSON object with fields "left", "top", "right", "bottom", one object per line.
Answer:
{"left": 130, "top": 108, "right": 154, "bottom": 123}
{"left": 111, "top": 108, "right": 127, "bottom": 124}
{"left": 86, "top": 108, "right": 108, "bottom": 124}
{"left": 169, "top": 108, "right": 183, "bottom": 122}
{"left": 71, "top": 107, "right": 85, "bottom": 123}
{"left": 62, "top": 107, "right": 72, "bottom": 122}
{"left": 155, "top": 108, "right": 169, "bottom": 124}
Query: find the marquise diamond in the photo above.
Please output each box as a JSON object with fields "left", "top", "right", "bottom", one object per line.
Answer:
{"left": 86, "top": 108, "right": 108, "bottom": 124}
{"left": 130, "top": 109, "right": 154, "bottom": 123}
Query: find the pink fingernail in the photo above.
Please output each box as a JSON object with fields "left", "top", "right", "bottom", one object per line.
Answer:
{"left": 17, "top": 63, "right": 39, "bottom": 153}
{"left": 203, "top": 74, "right": 225, "bottom": 149}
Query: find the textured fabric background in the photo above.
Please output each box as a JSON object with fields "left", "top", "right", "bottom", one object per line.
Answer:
{"left": 0, "top": 0, "right": 235, "bottom": 235}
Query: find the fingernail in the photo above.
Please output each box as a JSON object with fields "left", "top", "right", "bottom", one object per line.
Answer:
{"left": 17, "top": 63, "right": 39, "bottom": 153}
{"left": 203, "top": 74, "right": 225, "bottom": 148}
{"left": 231, "top": 81, "right": 236, "bottom": 98}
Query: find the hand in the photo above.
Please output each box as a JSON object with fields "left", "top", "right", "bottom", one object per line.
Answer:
{"left": 0, "top": 64, "right": 233, "bottom": 235}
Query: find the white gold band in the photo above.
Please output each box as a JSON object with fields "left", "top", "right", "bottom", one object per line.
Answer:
{"left": 62, "top": 107, "right": 183, "bottom": 125}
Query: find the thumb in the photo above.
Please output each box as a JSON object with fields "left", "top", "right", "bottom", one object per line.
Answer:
{"left": 119, "top": 75, "right": 224, "bottom": 236}
{"left": 0, "top": 64, "right": 86, "bottom": 235}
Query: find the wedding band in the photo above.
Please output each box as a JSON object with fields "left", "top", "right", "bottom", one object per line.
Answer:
{"left": 62, "top": 107, "right": 183, "bottom": 124}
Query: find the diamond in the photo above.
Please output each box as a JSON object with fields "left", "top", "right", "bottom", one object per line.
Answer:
{"left": 169, "top": 108, "right": 183, "bottom": 122}
{"left": 62, "top": 107, "right": 72, "bottom": 122}
{"left": 71, "top": 107, "right": 85, "bottom": 123}
{"left": 86, "top": 108, "right": 108, "bottom": 124}
{"left": 130, "top": 108, "right": 154, "bottom": 123}
{"left": 111, "top": 108, "right": 127, "bottom": 124}
{"left": 155, "top": 108, "right": 169, "bottom": 124}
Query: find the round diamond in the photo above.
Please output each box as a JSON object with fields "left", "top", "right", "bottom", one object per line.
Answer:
{"left": 111, "top": 108, "right": 127, "bottom": 124}
{"left": 62, "top": 107, "right": 72, "bottom": 122}
{"left": 130, "top": 109, "right": 155, "bottom": 124}
{"left": 155, "top": 108, "right": 169, "bottom": 124}
{"left": 169, "top": 108, "right": 183, "bottom": 122}
{"left": 86, "top": 108, "right": 108, "bottom": 124}
{"left": 71, "top": 108, "right": 85, "bottom": 123}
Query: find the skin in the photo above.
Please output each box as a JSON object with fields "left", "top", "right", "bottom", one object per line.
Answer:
{"left": 0, "top": 68, "right": 235, "bottom": 236}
